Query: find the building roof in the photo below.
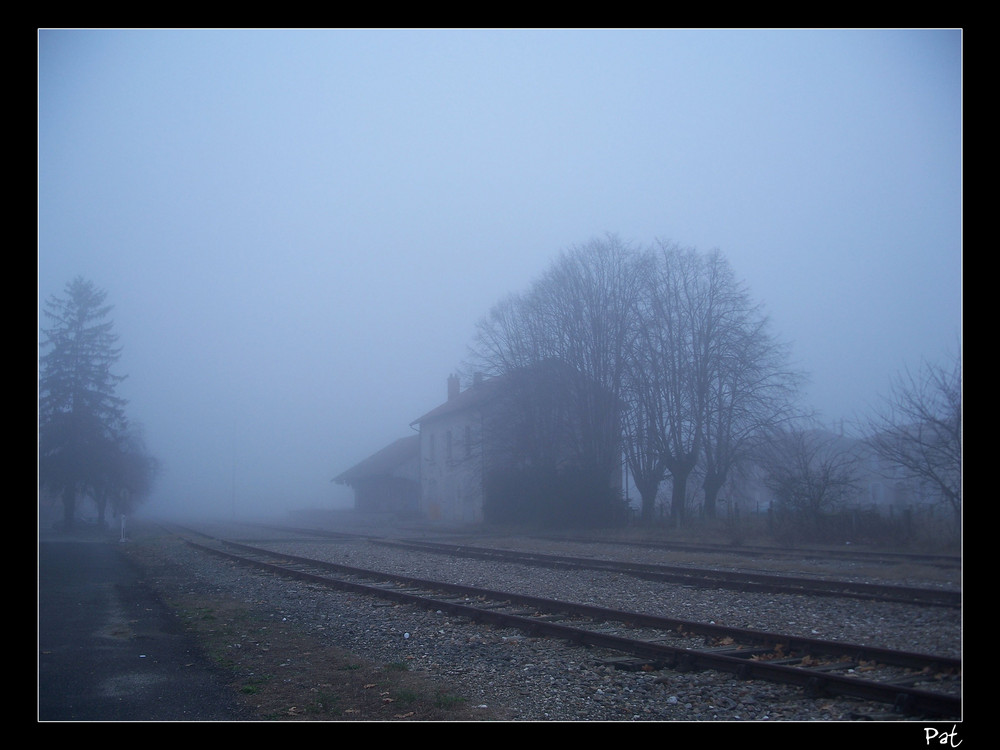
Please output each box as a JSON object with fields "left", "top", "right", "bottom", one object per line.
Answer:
{"left": 410, "top": 361, "right": 598, "bottom": 427}
{"left": 410, "top": 375, "right": 502, "bottom": 426}
{"left": 333, "top": 434, "right": 420, "bottom": 484}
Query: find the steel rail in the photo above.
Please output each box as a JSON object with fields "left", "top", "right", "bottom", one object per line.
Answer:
{"left": 373, "top": 538, "right": 961, "bottom": 608}
{"left": 531, "top": 534, "right": 962, "bottom": 568}
{"left": 243, "top": 522, "right": 961, "bottom": 569}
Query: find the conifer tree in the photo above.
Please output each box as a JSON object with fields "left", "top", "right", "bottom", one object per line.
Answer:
{"left": 39, "top": 277, "right": 129, "bottom": 527}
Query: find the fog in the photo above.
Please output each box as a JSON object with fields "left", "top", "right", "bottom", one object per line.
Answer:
{"left": 37, "top": 29, "right": 961, "bottom": 521}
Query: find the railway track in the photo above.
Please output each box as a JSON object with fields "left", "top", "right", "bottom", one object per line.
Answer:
{"left": 169, "top": 524, "right": 961, "bottom": 719}
{"left": 368, "top": 538, "right": 961, "bottom": 608}
{"left": 233, "top": 521, "right": 963, "bottom": 609}
{"left": 530, "top": 534, "right": 962, "bottom": 569}
{"left": 236, "top": 524, "right": 959, "bottom": 608}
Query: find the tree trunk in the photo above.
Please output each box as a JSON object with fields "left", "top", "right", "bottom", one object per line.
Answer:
{"left": 702, "top": 473, "right": 724, "bottom": 519}
{"left": 96, "top": 490, "right": 108, "bottom": 527}
{"left": 61, "top": 486, "right": 76, "bottom": 528}
{"left": 635, "top": 477, "right": 660, "bottom": 524}
{"left": 668, "top": 469, "right": 691, "bottom": 525}
{"left": 665, "top": 454, "right": 697, "bottom": 526}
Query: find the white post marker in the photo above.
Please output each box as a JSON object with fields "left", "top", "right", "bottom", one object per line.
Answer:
{"left": 120, "top": 515, "right": 126, "bottom": 542}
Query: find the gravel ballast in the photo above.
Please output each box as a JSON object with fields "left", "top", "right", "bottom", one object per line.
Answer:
{"left": 129, "top": 516, "right": 962, "bottom": 723}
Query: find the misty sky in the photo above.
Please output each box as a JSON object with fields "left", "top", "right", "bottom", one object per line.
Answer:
{"left": 37, "top": 29, "right": 962, "bottom": 519}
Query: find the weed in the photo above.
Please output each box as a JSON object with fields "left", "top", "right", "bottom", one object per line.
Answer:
{"left": 305, "top": 691, "right": 339, "bottom": 714}
{"left": 240, "top": 674, "right": 272, "bottom": 694}
{"left": 435, "top": 692, "right": 468, "bottom": 709}
{"left": 393, "top": 689, "right": 419, "bottom": 705}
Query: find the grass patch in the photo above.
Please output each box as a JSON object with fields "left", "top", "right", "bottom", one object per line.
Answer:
{"left": 392, "top": 688, "right": 419, "bottom": 705}
{"left": 240, "top": 674, "right": 272, "bottom": 694}
{"left": 435, "top": 692, "right": 468, "bottom": 709}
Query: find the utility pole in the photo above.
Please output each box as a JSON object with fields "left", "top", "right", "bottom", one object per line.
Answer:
{"left": 231, "top": 419, "right": 237, "bottom": 521}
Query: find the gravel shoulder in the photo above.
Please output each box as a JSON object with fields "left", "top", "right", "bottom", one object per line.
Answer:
{"left": 120, "top": 524, "right": 508, "bottom": 721}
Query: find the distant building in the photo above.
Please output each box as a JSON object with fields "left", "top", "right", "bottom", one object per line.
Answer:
{"left": 335, "top": 365, "right": 623, "bottom": 525}
{"left": 409, "top": 373, "right": 496, "bottom": 523}
{"left": 332, "top": 434, "right": 420, "bottom": 515}
{"left": 410, "top": 366, "right": 623, "bottom": 525}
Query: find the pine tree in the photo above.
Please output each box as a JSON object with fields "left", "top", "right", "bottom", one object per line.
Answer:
{"left": 39, "top": 277, "right": 129, "bottom": 527}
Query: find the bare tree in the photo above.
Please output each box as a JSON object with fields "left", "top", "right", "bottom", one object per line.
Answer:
{"left": 635, "top": 243, "right": 798, "bottom": 525}
{"left": 700, "top": 297, "right": 803, "bottom": 518}
{"left": 479, "top": 359, "right": 622, "bottom": 526}
{"left": 863, "top": 350, "right": 962, "bottom": 523}
{"left": 758, "top": 425, "right": 864, "bottom": 541}
{"left": 621, "top": 357, "right": 668, "bottom": 523}
{"left": 469, "top": 290, "right": 550, "bottom": 375}
{"left": 468, "top": 235, "right": 645, "bottom": 524}
{"left": 533, "top": 235, "right": 645, "bottom": 480}
{"left": 629, "top": 243, "right": 703, "bottom": 524}
{"left": 469, "top": 236, "right": 801, "bottom": 530}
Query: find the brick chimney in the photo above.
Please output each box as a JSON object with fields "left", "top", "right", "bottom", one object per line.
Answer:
{"left": 447, "top": 373, "right": 460, "bottom": 401}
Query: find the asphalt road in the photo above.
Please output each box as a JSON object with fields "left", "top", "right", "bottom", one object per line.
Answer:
{"left": 38, "top": 526, "right": 253, "bottom": 722}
